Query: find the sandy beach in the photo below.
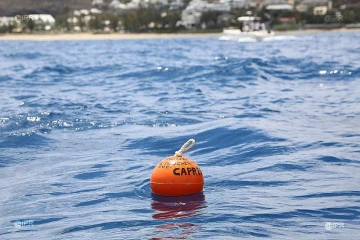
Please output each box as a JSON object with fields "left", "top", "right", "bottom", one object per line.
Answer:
{"left": 0, "top": 28, "right": 359, "bottom": 41}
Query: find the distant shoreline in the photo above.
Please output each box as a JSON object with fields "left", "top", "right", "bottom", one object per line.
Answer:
{"left": 0, "top": 32, "right": 222, "bottom": 41}
{"left": 0, "top": 28, "right": 359, "bottom": 41}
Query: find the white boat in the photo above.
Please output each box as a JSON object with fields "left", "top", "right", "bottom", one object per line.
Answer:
{"left": 222, "top": 29, "right": 275, "bottom": 42}
{"left": 221, "top": 16, "right": 275, "bottom": 41}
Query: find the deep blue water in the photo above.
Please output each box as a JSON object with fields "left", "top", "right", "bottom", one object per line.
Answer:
{"left": 0, "top": 32, "right": 360, "bottom": 239}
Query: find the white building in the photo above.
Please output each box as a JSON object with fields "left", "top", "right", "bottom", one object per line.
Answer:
{"left": 80, "top": 9, "right": 90, "bottom": 15}
{"left": 169, "top": 0, "right": 184, "bottom": 9}
{"left": 178, "top": 0, "right": 234, "bottom": 28}
{"left": 178, "top": 0, "right": 206, "bottom": 28}
{"left": 125, "top": 0, "right": 143, "bottom": 9}
{"left": 262, "top": 0, "right": 288, "bottom": 6}
{"left": 90, "top": 8, "right": 102, "bottom": 14}
{"left": 67, "top": 17, "right": 78, "bottom": 24}
{"left": 227, "top": 0, "right": 254, "bottom": 9}
{"left": 110, "top": 0, "right": 127, "bottom": 9}
{"left": 92, "top": 0, "right": 104, "bottom": 6}
{"left": 73, "top": 10, "right": 81, "bottom": 16}
{"left": 30, "top": 14, "right": 56, "bottom": 25}
{"left": 0, "top": 17, "right": 16, "bottom": 26}
{"left": 149, "top": 0, "right": 169, "bottom": 6}
{"left": 262, "top": 0, "right": 293, "bottom": 11}
{"left": 313, "top": 6, "right": 327, "bottom": 15}
{"left": 296, "top": 0, "right": 332, "bottom": 13}
{"left": 109, "top": 0, "right": 169, "bottom": 10}
{"left": 179, "top": 10, "right": 202, "bottom": 28}
{"left": 210, "top": 0, "right": 231, "bottom": 12}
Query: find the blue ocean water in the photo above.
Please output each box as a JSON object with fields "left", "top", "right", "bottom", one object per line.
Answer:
{"left": 0, "top": 32, "right": 359, "bottom": 239}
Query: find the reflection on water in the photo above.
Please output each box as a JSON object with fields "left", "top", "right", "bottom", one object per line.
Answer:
{"left": 150, "top": 193, "right": 206, "bottom": 239}
{"left": 151, "top": 192, "right": 206, "bottom": 219}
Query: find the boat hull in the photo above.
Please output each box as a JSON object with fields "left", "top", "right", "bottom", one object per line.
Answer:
{"left": 222, "top": 29, "right": 275, "bottom": 41}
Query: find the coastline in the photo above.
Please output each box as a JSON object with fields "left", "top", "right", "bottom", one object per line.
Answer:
{"left": 0, "top": 28, "right": 359, "bottom": 41}
{"left": 0, "top": 32, "right": 222, "bottom": 41}
{"left": 276, "top": 28, "right": 360, "bottom": 35}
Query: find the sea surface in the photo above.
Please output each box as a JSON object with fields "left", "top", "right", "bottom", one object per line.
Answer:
{"left": 0, "top": 32, "right": 359, "bottom": 240}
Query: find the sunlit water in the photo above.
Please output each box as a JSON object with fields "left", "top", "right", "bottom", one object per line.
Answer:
{"left": 0, "top": 32, "right": 359, "bottom": 239}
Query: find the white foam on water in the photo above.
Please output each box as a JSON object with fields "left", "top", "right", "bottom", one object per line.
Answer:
{"left": 263, "top": 35, "right": 298, "bottom": 41}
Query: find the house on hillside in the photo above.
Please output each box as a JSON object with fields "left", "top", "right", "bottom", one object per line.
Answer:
{"left": 92, "top": 0, "right": 104, "bottom": 6}
{"left": 0, "top": 17, "right": 15, "bottom": 27}
{"left": 178, "top": 10, "right": 201, "bottom": 29}
{"left": 169, "top": 0, "right": 184, "bottom": 10}
{"left": 30, "top": 14, "right": 56, "bottom": 26}
{"left": 208, "top": 1, "right": 231, "bottom": 12}
{"left": 227, "top": 0, "right": 254, "bottom": 9}
{"left": 296, "top": 0, "right": 332, "bottom": 13}
{"left": 109, "top": 0, "right": 127, "bottom": 9}
{"left": 90, "top": 8, "right": 102, "bottom": 14}
{"left": 177, "top": 0, "right": 234, "bottom": 28}
{"left": 149, "top": 0, "right": 169, "bottom": 8}
{"left": 177, "top": 0, "right": 206, "bottom": 28}
{"left": 262, "top": 0, "right": 294, "bottom": 11}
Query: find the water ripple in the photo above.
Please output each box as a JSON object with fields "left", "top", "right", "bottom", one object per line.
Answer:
{"left": 0, "top": 33, "right": 359, "bottom": 239}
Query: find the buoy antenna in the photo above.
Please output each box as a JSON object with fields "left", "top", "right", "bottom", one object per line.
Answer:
{"left": 175, "top": 139, "right": 195, "bottom": 157}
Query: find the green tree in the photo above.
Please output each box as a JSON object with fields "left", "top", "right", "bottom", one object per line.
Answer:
{"left": 27, "top": 19, "right": 35, "bottom": 32}
{"left": 56, "top": 14, "right": 71, "bottom": 31}
{"left": 201, "top": 11, "right": 218, "bottom": 29}
{"left": 78, "top": 16, "right": 85, "bottom": 31}
{"left": 106, "top": 14, "right": 120, "bottom": 30}
{"left": 164, "top": 10, "right": 181, "bottom": 31}
{"left": 89, "top": 15, "right": 103, "bottom": 30}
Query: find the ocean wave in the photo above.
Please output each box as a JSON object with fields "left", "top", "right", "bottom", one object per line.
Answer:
{"left": 0, "top": 32, "right": 359, "bottom": 239}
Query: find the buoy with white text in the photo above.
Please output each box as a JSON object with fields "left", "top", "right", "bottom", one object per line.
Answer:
{"left": 150, "top": 139, "right": 204, "bottom": 197}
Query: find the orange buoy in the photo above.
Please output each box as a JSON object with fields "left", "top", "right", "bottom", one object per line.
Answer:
{"left": 150, "top": 139, "right": 204, "bottom": 197}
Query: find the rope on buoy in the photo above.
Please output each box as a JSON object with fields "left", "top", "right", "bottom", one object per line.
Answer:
{"left": 175, "top": 139, "right": 195, "bottom": 157}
